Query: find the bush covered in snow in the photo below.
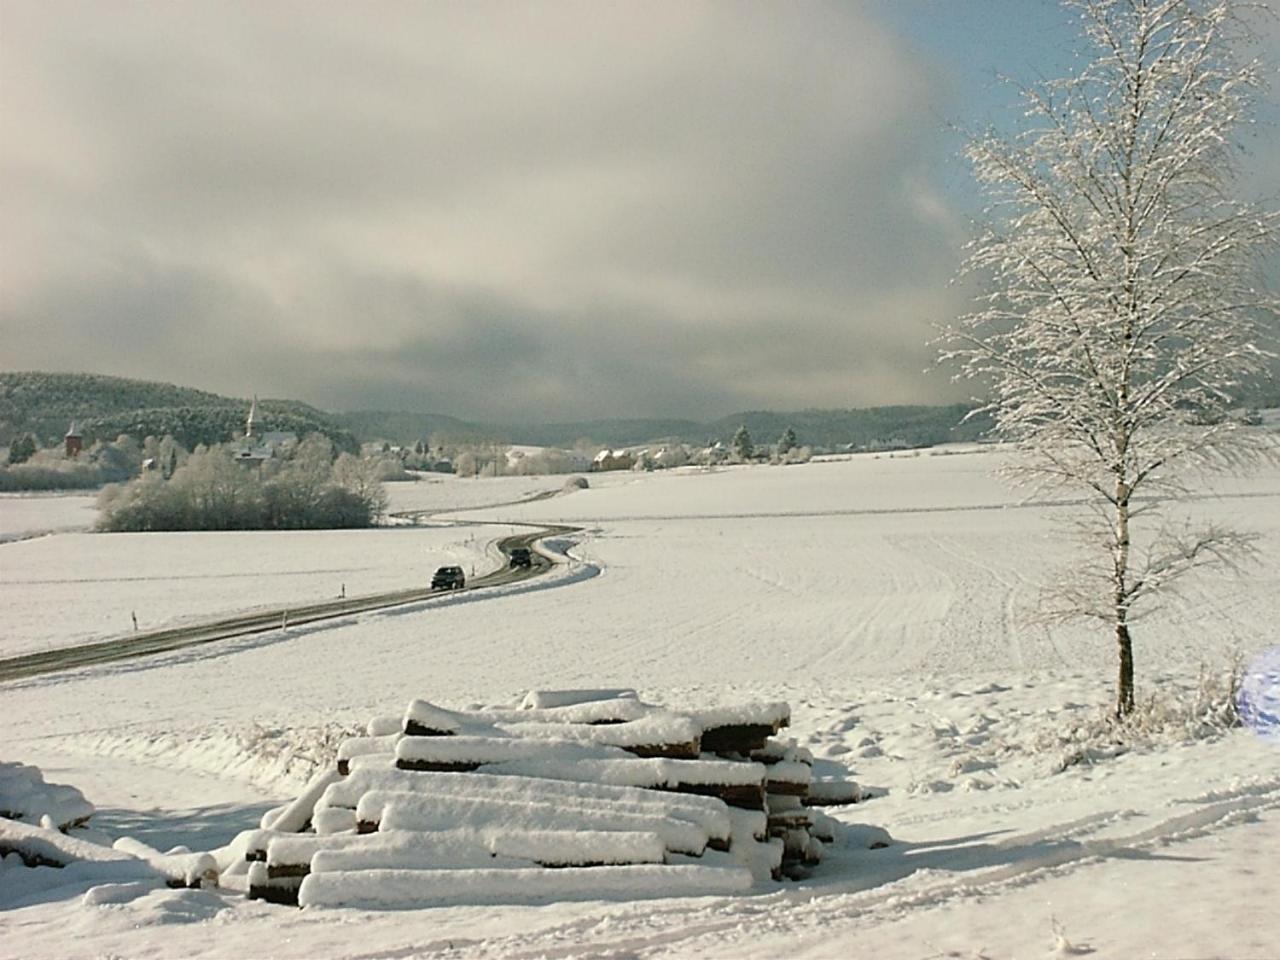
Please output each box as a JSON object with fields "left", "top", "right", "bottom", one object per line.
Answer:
{"left": 0, "top": 435, "right": 146, "bottom": 492}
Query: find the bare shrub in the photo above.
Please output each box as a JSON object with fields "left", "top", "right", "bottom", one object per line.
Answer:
{"left": 1036, "top": 655, "right": 1244, "bottom": 773}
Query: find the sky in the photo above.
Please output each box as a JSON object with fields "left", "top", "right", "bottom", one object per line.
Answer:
{"left": 2, "top": 1, "right": 1277, "bottom": 423}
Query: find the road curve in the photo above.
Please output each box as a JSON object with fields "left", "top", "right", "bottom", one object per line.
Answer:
{"left": 0, "top": 523, "right": 580, "bottom": 683}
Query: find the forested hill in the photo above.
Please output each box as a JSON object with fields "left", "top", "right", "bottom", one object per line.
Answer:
{"left": 342, "top": 405, "right": 988, "bottom": 450}
{"left": 0, "top": 372, "right": 358, "bottom": 453}
{"left": 2, "top": 370, "right": 988, "bottom": 453}
{"left": 334, "top": 409, "right": 508, "bottom": 447}
{"left": 706, "top": 405, "right": 987, "bottom": 451}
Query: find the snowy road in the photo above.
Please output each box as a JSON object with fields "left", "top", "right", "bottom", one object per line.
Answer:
{"left": 0, "top": 524, "right": 574, "bottom": 681}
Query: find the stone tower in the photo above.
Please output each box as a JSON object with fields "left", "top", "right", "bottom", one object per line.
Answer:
{"left": 64, "top": 421, "right": 83, "bottom": 458}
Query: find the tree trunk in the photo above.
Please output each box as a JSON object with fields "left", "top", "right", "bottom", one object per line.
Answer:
{"left": 1115, "top": 619, "right": 1135, "bottom": 718}
{"left": 1114, "top": 483, "right": 1134, "bottom": 718}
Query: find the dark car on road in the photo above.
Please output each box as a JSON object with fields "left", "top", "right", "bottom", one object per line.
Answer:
{"left": 431, "top": 566, "right": 465, "bottom": 591}
{"left": 508, "top": 547, "right": 533, "bottom": 569}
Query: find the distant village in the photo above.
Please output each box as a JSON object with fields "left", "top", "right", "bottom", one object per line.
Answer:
{"left": 6, "top": 396, "right": 857, "bottom": 495}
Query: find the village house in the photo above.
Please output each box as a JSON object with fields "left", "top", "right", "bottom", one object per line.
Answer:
{"left": 591, "top": 448, "right": 635, "bottom": 472}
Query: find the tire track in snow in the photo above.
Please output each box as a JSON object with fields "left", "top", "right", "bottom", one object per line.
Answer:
{"left": 476, "top": 781, "right": 1280, "bottom": 960}
{"left": 924, "top": 533, "right": 1028, "bottom": 671}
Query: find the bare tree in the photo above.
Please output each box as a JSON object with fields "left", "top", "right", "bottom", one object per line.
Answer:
{"left": 333, "top": 452, "right": 391, "bottom": 522}
{"left": 941, "top": 0, "right": 1278, "bottom": 716}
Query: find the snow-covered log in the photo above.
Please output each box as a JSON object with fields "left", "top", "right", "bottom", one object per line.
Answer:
{"left": 111, "top": 838, "right": 219, "bottom": 887}
{"left": 357, "top": 790, "right": 709, "bottom": 856}
{"left": 494, "top": 712, "right": 702, "bottom": 758}
{"left": 395, "top": 734, "right": 624, "bottom": 771}
{"left": 297, "top": 863, "right": 751, "bottom": 909}
{"left": 307, "top": 828, "right": 666, "bottom": 873}
{"left": 804, "top": 779, "right": 862, "bottom": 806}
{"left": 0, "top": 818, "right": 138, "bottom": 870}
{"left": 480, "top": 697, "right": 652, "bottom": 726}
{"left": 518, "top": 689, "right": 638, "bottom": 710}
{"left": 260, "top": 768, "right": 342, "bottom": 833}
{"left": 247, "top": 860, "right": 303, "bottom": 905}
{"left": 336, "top": 734, "right": 400, "bottom": 775}
{"left": 763, "top": 761, "right": 812, "bottom": 796}
{"left": 481, "top": 756, "right": 769, "bottom": 810}
{"left": 402, "top": 699, "right": 474, "bottom": 737}
{"left": 694, "top": 702, "right": 790, "bottom": 753}
{"left": 317, "top": 768, "right": 731, "bottom": 844}
{"left": 0, "top": 762, "right": 94, "bottom": 831}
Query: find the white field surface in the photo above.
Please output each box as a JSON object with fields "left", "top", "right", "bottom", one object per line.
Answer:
{"left": 0, "top": 493, "right": 98, "bottom": 543}
{"left": 2, "top": 446, "right": 1279, "bottom": 959}
{"left": 384, "top": 473, "right": 577, "bottom": 515}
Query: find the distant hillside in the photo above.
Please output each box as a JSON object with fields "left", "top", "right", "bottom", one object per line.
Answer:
{"left": 498, "top": 418, "right": 707, "bottom": 449}
{"left": 1, "top": 370, "right": 987, "bottom": 457}
{"left": 708, "top": 405, "right": 988, "bottom": 451}
{"left": 337, "top": 413, "right": 708, "bottom": 449}
{"left": 342, "top": 406, "right": 987, "bottom": 451}
{"left": 0, "top": 372, "right": 358, "bottom": 453}
{"left": 333, "top": 410, "right": 507, "bottom": 447}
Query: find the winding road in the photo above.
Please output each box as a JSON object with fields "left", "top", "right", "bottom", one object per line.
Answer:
{"left": 0, "top": 522, "right": 579, "bottom": 682}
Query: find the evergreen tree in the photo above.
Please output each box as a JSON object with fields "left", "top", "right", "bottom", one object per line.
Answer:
{"left": 731, "top": 424, "right": 753, "bottom": 461}
{"left": 8, "top": 433, "right": 37, "bottom": 465}
{"left": 777, "top": 426, "right": 798, "bottom": 455}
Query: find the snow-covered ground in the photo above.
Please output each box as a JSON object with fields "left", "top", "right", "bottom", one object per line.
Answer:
{"left": 2, "top": 447, "right": 1278, "bottom": 958}
{"left": 0, "top": 493, "right": 98, "bottom": 544}
{"left": 384, "top": 473, "right": 579, "bottom": 515}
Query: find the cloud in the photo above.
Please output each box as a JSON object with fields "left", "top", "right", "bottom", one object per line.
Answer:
{"left": 0, "top": 2, "right": 1002, "bottom": 418}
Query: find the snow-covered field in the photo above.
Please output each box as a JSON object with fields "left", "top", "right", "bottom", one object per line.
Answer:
{"left": 384, "top": 473, "right": 577, "bottom": 515}
{"left": 0, "top": 493, "right": 98, "bottom": 544}
{"left": 3, "top": 447, "right": 1279, "bottom": 959}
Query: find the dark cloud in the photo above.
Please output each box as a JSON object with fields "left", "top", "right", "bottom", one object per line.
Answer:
{"left": 7, "top": 2, "right": 1269, "bottom": 420}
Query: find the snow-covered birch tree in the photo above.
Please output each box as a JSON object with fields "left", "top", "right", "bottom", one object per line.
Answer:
{"left": 941, "top": 0, "right": 1278, "bottom": 717}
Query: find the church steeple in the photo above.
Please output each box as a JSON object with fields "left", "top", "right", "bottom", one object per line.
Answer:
{"left": 245, "top": 396, "right": 257, "bottom": 439}
{"left": 64, "top": 421, "right": 83, "bottom": 458}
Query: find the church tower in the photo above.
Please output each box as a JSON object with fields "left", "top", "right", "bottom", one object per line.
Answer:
{"left": 64, "top": 421, "right": 83, "bottom": 458}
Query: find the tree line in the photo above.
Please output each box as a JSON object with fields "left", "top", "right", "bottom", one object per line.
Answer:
{"left": 97, "top": 435, "right": 388, "bottom": 531}
{"left": 1, "top": 433, "right": 144, "bottom": 492}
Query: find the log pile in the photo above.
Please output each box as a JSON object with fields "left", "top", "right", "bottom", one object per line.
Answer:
{"left": 0, "top": 817, "right": 218, "bottom": 887}
{"left": 246, "top": 689, "right": 863, "bottom": 908}
{"left": 0, "top": 762, "right": 94, "bottom": 832}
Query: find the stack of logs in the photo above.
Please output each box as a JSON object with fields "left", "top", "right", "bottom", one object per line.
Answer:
{"left": 246, "top": 689, "right": 862, "bottom": 908}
